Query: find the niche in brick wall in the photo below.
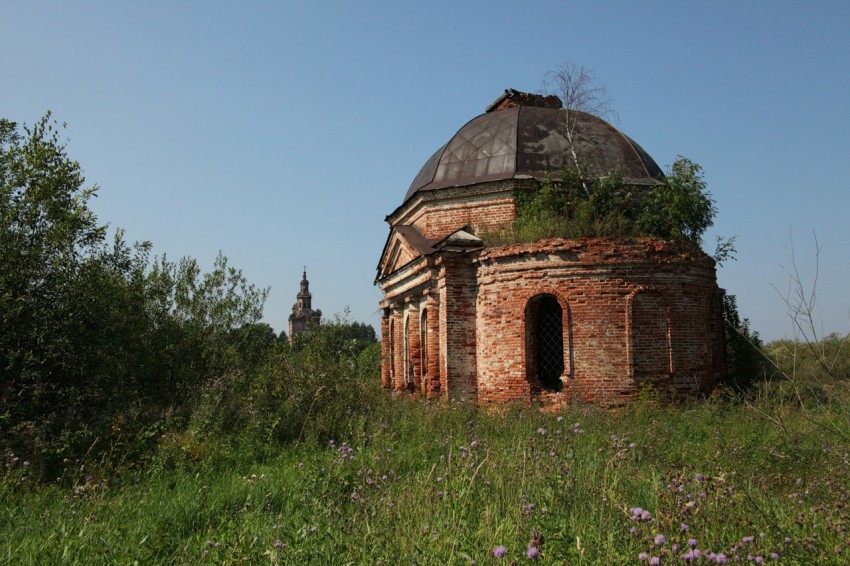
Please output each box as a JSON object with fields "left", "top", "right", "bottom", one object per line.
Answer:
{"left": 630, "top": 290, "right": 671, "bottom": 380}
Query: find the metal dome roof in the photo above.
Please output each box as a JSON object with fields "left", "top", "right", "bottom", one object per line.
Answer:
{"left": 404, "top": 103, "right": 664, "bottom": 204}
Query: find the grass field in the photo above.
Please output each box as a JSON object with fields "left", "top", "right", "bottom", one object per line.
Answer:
{"left": 3, "top": 387, "right": 849, "bottom": 564}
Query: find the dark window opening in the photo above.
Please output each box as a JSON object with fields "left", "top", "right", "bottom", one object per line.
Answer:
{"left": 420, "top": 309, "right": 428, "bottom": 380}
{"left": 388, "top": 318, "right": 395, "bottom": 383}
{"left": 403, "top": 317, "right": 413, "bottom": 390}
{"left": 532, "top": 295, "right": 564, "bottom": 391}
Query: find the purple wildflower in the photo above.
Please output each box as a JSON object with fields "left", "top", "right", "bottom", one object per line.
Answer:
{"left": 639, "top": 552, "right": 649, "bottom": 561}
{"left": 654, "top": 534, "right": 666, "bottom": 546}
{"left": 680, "top": 523, "right": 689, "bottom": 531}
{"left": 688, "top": 538, "right": 698, "bottom": 549}
{"left": 526, "top": 546, "right": 539, "bottom": 559}
{"left": 650, "top": 558, "right": 661, "bottom": 566}
{"left": 493, "top": 545, "right": 507, "bottom": 558}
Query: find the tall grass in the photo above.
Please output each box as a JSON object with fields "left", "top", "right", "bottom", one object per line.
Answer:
{"left": 3, "top": 391, "right": 849, "bottom": 564}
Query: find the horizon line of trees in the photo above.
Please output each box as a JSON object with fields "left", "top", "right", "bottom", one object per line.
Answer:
{"left": 1, "top": 112, "right": 378, "bottom": 481}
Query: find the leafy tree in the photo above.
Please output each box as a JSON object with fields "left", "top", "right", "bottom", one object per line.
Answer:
{"left": 721, "top": 292, "right": 765, "bottom": 390}
{"left": 504, "top": 156, "right": 718, "bottom": 249}
{"left": 1, "top": 113, "right": 267, "bottom": 479}
{"left": 637, "top": 156, "right": 717, "bottom": 245}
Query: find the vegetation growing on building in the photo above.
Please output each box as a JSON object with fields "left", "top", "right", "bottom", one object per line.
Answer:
{"left": 482, "top": 157, "right": 716, "bottom": 248}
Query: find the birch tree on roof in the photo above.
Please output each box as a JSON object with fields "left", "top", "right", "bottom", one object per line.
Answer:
{"left": 542, "top": 62, "right": 618, "bottom": 189}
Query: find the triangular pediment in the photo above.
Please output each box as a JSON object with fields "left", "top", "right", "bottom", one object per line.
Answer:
{"left": 376, "top": 225, "right": 438, "bottom": 281}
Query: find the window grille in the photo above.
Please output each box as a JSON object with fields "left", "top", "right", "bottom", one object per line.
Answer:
{"left": 535, "top": 296, "right": 564, "bottom": 390}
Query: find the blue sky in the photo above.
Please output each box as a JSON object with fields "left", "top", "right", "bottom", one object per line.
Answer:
{"left": 2, "top": 1, "right": 848, "bottom": 341}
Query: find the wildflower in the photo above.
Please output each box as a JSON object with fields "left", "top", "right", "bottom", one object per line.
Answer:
{"left": 470, "top": 441, "right": 478, "bottom": 448}
{"left": 650, "top": 558, "right": 661, "bottom": 566}
{"left": 274, "top": 539, "right": 284, "bottom": 548}
{"left": 680, "top": 523, "right": 689, "bottom": 531}
{"left": 557, "top": 415, "right": 564, "bottom": 422}
{"left": 770, "top": 553, "right": 779, "bottom": 560}
{"left": 493, "top": 545, "right": 507, "bottom": 558}
{"left": 688, "top": 539, "right": 697, "bottom": 549}
{"left": 85, "top": 474, "right": 92, "bottom": 482}
{"left": 716, "top": 553, "right": 728, "bottom": 564}
{"left": 537, "top": 427, "right": 546, "bottom": 435}
{"left": 527, "top": 546, "right": 539, "bottom": 559}
{"left": 741, "top": 536, "right": 754, "bottom": 544}
{"left": 639, "top": 552, "right": 649, "bottom": 561}
{"left": 654, "top": 534, "right": 666, "bottom": 546}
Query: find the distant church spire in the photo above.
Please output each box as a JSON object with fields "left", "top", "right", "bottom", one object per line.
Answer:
{"left": 288, "top": 267, "right": 320, "bottom": 342}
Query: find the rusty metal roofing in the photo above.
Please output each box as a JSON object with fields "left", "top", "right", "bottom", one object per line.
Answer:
{"left": 403, "top": 104, "right": 664, "bottom": 204}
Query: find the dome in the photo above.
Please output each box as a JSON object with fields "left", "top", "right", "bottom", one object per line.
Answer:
{"left": 404, "top": 99, "right": 664, "bottom": 204}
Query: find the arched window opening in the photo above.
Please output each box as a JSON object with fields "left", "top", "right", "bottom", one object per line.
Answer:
{"left": 403, "top": 316, "right": 413, "bottom": 390}
{"left": 388, "top": 318, "right": 395, "bottom": 385}
{"left": 527, "top": 294, "right": 565, "bottom": 391}
{"left": 420, "top": 308, "right": 428, "bottom": 383}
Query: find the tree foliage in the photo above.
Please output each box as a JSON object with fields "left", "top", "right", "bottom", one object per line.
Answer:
{"left": 492, "top": 156, "right": 717, "bottom": 249}
{"left": 721, "top": 292, "right": 765, "bottom": 390}
{"left": 1, "top": 114, "right": 267, "bottom": 478}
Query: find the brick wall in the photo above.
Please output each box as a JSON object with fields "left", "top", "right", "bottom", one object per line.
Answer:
{"left": 475, "top": 238, "right": 723, "bottom": 405}
{"left": 388, "top": 180, "right": 535, "bottom": 240}
{"left": 379, "top": 178, "right": 725, "bottom": 407}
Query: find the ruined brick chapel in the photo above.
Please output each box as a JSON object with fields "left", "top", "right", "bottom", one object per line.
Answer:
{"left": 375, "top": 89, "right": 725, "bottom": 406}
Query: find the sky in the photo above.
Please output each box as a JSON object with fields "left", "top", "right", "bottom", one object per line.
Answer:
{"left": 2, "top": 1, "right": 849, "bottom": 341}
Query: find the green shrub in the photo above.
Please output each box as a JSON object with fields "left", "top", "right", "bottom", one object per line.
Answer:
{"left": 483, "top": 156, "right": 717, "bottom": 249}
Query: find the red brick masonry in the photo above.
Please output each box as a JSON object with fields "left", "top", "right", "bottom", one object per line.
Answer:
{"left": 379, "top": 235, "right": 724, "bottom": 406}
